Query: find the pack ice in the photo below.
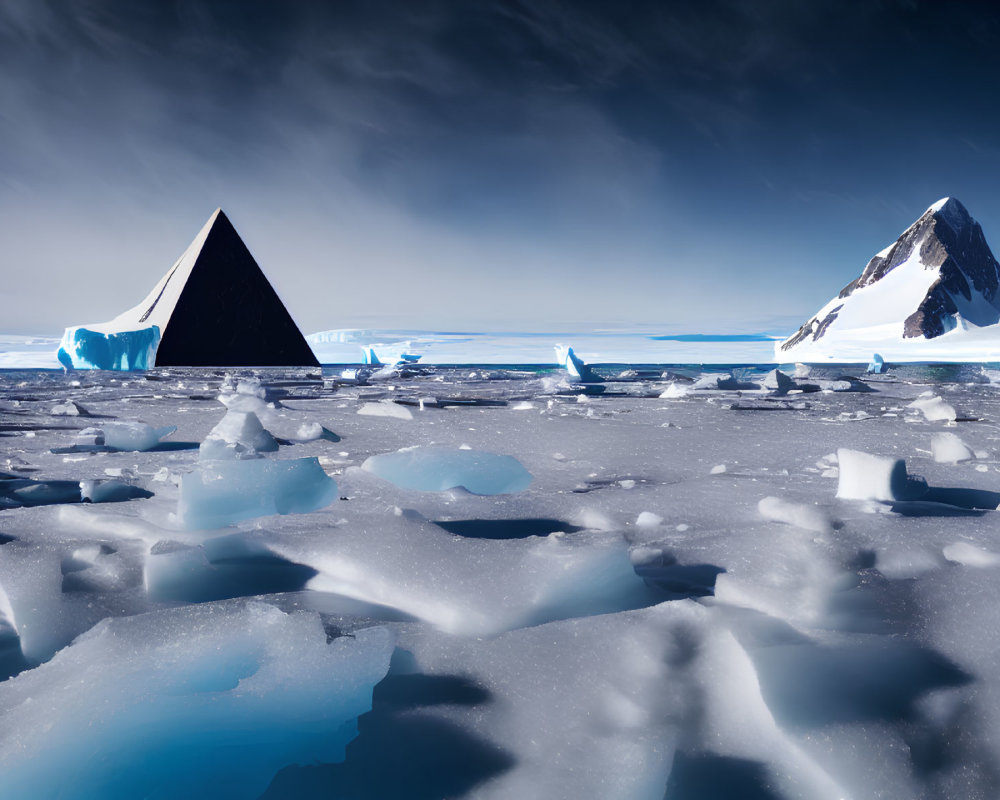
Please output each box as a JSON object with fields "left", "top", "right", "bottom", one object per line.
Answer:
{"left": 1, "top": 362, "right": 1000, "bottom": 798}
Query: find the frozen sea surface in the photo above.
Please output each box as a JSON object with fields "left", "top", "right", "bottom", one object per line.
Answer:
{"left": 2, "top": 362, "right": 1000, "bottom": 798}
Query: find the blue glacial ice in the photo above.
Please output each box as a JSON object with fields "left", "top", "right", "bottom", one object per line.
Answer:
{"left": 57, "top": 325, "right": 160, "bottom": 371}
{"left": 362, "top": 446, "right": 532, "bottom": 495}
{"left": 0, "top": 602, "right": 393, "bottom": 800}
{"left": 177, "top": 457, "right": 338, "bottom": 529}
{"left": 554, "top": 344, "right": 602, "bottom": 382}
{"left": 867, "top": 353, "right": 887, "bottom": 374}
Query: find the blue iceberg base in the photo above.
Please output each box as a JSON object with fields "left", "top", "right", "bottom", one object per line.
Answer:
{"left": 57, "top": 325, "right": 161, "bottom": 371}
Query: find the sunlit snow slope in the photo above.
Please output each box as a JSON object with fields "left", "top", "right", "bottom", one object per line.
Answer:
{"left": 779, "top": 198, "right": 1000, "bottom": 362}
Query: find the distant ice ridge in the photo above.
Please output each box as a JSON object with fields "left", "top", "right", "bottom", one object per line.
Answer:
{"left": 304, "top": 328, "right": 780, "bottom": 365}
{"left": 779, "top": 198, "right": 1000, "bottom": 362}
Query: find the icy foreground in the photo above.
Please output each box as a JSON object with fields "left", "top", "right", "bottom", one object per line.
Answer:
{"left": 2, "top": 364, "right": 1000, "bottom": 797}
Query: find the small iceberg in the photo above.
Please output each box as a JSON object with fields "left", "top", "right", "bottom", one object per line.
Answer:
{"left": 554, "top": 345, "right": 602, "bottom": 382}
{"left": 866, "top": 353, "right": 888, "bottom": 374}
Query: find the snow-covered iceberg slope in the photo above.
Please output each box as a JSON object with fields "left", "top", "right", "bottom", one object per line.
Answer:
{"left": 57, "top": 209, "right": 318, "bottom": 370}
{"left": 779, "top": 198, "right": 1000, "bottom": 362}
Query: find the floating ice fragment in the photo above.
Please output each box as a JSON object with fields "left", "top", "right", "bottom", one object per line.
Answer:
{"left": 908, "top": 393, "right": 957, "bottom": 422}
{"left": 942, "top": 541, "right": 1000, "bottom": 567}
{"left": 931, "top": 432, "right": 976, "bottom": 464}
{"left": 78, "top": 421, "right": 176, "bottom": 452}
{"left": 659, "top": 383, "right": 690, "bottom": 399}
{"left": 554, "top": 345, "right": 602, "bottom": 382}
{"left": 635, "top": 511, "right": 664, "bottom": 528}
{"left": 357, "top": 400, "right": 413, "bottom": 420}
{"left": 177, "top": 457, "right": 338, "bottom": 529}
{"left": 51, "top": 400, "right": 91, "bottom": 417}
{"left": 758, "top": 496, "right": 833, "bottom": 534}
{"left": 835, "top": 449, "right": 926, "bottom": 502}
{"left": 762, "top": 369, "right": 795, "bottom": 394}
{"left": 199, "top": 410, "right": 278, "bottom": 460}
{"left": 79, "top": 479, "right": 153, "bottom": 504}
{"left": 710, "top": 464, "right": 727, "bottom": 475}
{"left": 0, "top": 476, "right": 151, "bottom": 508}
{"left": 867, "top": 353, "right": 888, "bottom": 374}
{"left": 294, "top": 421, "right": 324, "bottom": 441}
{"left": 362, "top": 447, "right": 532, "bottom": 495}
{"left": 0, "top": 602, "right": 393, "bottom": 800}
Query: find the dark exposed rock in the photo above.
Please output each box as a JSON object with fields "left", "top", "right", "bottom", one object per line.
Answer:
{"left": 154, "top": 211, "right": 319, "bottom": 367}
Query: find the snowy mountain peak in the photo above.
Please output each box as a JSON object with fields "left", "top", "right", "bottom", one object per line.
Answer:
{"left": 780, "top": 198, "right": 1000, "bottom": 357}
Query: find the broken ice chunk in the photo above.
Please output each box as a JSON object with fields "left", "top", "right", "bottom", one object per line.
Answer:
{"left": 658, "top": 383, "right": 690, "bottom": 399}
{"left": 199, "top": 410, "right": 278, "bottom": 460}
{"left": 835, "top": 449, "right": 926, "bottom": 502}
{"left": 357, "top": 400, "right": 413, "bottom": 420}
{"left": 867, "top": 353, "right": 888, "bottom": 374}
{"left": 362, "top": 446, "right": 532, "bottom": 495}
{"left": 294, "top": 421, "right": 324, "bottom": 441}
{"left": 931, "top": 432, "right": 976, "bottom": 464}
{"left": 77, "top": 421, "right": 177, "bottom": 452}
{"left": 177, "top": 457, "right": 338, "bottom": 529}
{"left": 635, "top": 511, "right": 664, "bottom": 528}
{"left": 50, "top": 400, "right": 91, "bottom": 417}
{"left": 908, "top": 393, "right": 957, "bottom": 422}
{"left": 942, "top": 541, "right": 1000, "bottom": 567}
{"left": 554, "top": 345, "right": 602, "bottom": 382}
{"left": 79, "top": 479, "right": 153, "bottom": 504}
{"left": 761, "top": 369, "right": 794, "bottom": 394}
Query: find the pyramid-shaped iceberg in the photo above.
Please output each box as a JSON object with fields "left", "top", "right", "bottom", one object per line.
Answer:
{"left": 58, "top": 209, "right": 319, "bottom": 369}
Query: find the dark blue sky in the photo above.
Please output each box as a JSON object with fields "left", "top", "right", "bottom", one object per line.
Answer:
{"left": 3, "top": 0, "right": 1000, "bottom": 335}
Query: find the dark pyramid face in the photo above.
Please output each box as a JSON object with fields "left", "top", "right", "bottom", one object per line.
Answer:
{"left": 154, "top": 211, "right": 319, "bottom": 367}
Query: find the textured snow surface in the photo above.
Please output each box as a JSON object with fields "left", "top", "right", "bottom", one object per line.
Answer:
{"left": 2, "top": 363, "right": 1000, "bottom": 797}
